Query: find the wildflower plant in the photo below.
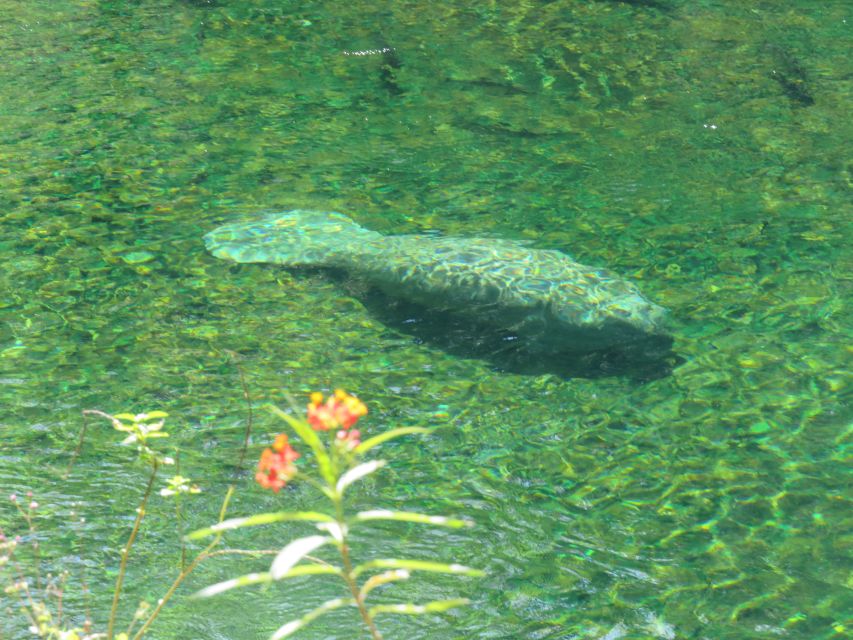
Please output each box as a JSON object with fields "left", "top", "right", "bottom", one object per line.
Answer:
{"left": 1, "top": 409, "right": 248, "bottom": 640}
{"left": 0, "top": 492, "right": 77, "bottom": 639}
{"left": 189, "top": 390, "right": 483, "bottom": 640}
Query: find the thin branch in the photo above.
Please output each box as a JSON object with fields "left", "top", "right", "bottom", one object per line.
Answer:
{"left": 64, "top": 412, "right": 91, "bottom": 479}
{"left": 226, "top": 351, "right": 253, "bottom": 475}
{"left": 204, "top": 548, "right": 278, "bottom": 558}
{"left": 131, "top": 487, "right": 238, "bottom": 640}
{"left": 107, "top": 460, "right": 158, "bottom": 640}
{"left": 334, "top": 498, "right": 383, "bottom": 640}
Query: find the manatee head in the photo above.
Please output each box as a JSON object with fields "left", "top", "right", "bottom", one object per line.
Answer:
{"left": 548, "top": 268, "right": 669, "bottom": 349}
{"left": 596, "top": 291, "right": 668, "bottom": 335}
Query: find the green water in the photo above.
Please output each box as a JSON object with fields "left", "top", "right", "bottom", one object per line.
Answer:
{"left": 1, "top": 1, "right": 850, "bottom": 638}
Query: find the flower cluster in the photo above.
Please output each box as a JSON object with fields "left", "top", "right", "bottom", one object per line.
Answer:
{"left": 256, "top": 434, "right": 300, "bottom": 493}
{"left": 196, "top": 387, "right": 481, "bottom": 640}
{"left": 112, "top": 411, "right": 169, "bottom": 445}
{"left": 307, "top": 389, "right": 367, "bottom": 450}
{"left": 99, "top": 409, "right": 174, "bottom": 465}
{"left": 159, "top": 475, "right": 201, "bottom": 497}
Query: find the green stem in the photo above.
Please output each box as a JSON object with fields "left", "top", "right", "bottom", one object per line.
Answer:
{"left": 131, "top": 486, "right": 236, "bottom": 640}
{"left": 64, "top": 412, "right": 89, "bottom": 479}
{"left": 334, "top": 495, "right": 382, "bottom": 640}
{"left": 176, "top": 497, "right": 186, "bottom": 571}
{"left": 130, "top": 547, "right": 207, "bottom": 640}
{"left": 107, "top": 460, "right": 158, "bottom": 640}
{"left": 174, "top": 451, "right": 186, "bottom": 571}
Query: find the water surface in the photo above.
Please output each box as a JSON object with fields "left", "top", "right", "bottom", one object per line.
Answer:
{"left": 1, "top": 1, "right": 850, "bottom": 639}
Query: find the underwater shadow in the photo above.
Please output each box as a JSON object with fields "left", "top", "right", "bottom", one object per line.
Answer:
{"left": 350, "top": 282, "right": 680, "bottom": 381}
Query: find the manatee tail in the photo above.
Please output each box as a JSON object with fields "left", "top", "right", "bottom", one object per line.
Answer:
{"left": 203, "top": 210, "right": 381, "bottom": 266}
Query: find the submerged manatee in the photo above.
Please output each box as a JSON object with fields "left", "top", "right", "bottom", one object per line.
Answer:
{"left": 204, "top": 210, "right": 669, "bottom": 353}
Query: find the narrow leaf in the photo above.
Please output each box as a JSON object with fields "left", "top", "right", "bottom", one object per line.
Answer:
{"left": 270, "top": 598, "right": 355, "bottom": 640}
{"left": 193, "top": 572, "right": 273, "bottom": 598}
{"left": 360, "top": 569, "right": 411, "bottom": 598}
{"left": 271, "top": 535, "right": 330, "bottom": 580}
{"left": 369, "top": 598, "right": 471, "bottom": 617}
{"left": 193, "top": 564, "right": 340, "bottom": 599}
{"left": 316, "top": 521, "right": 346, "bottom": 542}
{"left": 354, "top": 509, "right": 473, "bottom": 528}
{"left": 336, "top": 460, "right": 386, "bottom": 494}
{"left": 353, "top": 559, "right": 485, "bottom": 579}
{"left": 268, "top": 404, "right": 335, "bottom": 485}
{"left": 186, "top": 511, "right": 334, "bottom": 540}
{"left": 354, "top": 427, "right": 433, "bottom": 455}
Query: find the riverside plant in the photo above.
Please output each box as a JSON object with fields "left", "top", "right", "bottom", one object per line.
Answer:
{"left": 1, "top": 409, "right": 248, "bottom": 640}
{"left": 188, "top": 390, "right": 484, "bottom": 640}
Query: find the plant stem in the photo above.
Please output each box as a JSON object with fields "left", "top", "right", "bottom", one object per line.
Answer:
{"left": 64, "top": 411, "right": 90, "bottom": 479}
{"left": 131, "top": 486, "right": 236, "bottom": 640}
{"left": 334, "top": 496, "right": 382, "bottom": 640}
{"left": 130, "top": 547, "right": 204, "bottom": 640}
{"left": 107, "top": 460, "right": 158, "bottom": 640}
{"left": 229, "top": 354, "right": 253, "bottom": 474}
{"left": 130, "top": 547, "right": 269, "bottom": 640}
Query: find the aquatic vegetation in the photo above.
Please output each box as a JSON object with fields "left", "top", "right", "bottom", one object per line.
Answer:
{"left": 190, "top": 390, "right": 483, "bottom": 640}
{"left": 0, "top": 493, "right": 80, "bottom": 639}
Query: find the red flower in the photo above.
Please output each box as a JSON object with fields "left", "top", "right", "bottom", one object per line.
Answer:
{"left": 307, "top": 390, "right": 367, "bottom": 432}
{"left": 256, "top": 434, "right": 300, "bottom": 492}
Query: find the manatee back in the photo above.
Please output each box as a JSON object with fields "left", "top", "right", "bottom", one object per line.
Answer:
{"left": 359, "top": 236, "right": 564, "bottom": 307}
{"left": 355, "top": 233, "right": 667, "bottom": 342}
{"left": 203, "top": 210, "right": 382, "bottom": 266}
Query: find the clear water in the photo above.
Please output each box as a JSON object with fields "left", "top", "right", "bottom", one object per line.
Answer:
{"left": 0, "top": 1, "right": 850, "bottom": 639}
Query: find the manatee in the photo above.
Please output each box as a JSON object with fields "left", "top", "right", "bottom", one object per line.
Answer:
{"left": 204, "top": 210, "right": 669, "bottom": 354}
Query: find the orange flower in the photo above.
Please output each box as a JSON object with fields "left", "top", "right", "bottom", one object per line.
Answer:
{"left": 256, "top": 434, "right": 300, "bottom": 492}
{"left": 307, "top": 390, "right": 367, "bottom": 432}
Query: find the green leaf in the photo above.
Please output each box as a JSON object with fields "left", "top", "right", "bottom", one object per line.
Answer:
{"left": 315, "top": 520, "right": 346, "bottom": 542}
{"left": 194, "top": 571, "right": 273, "bottom": 598}
{"left": 268, "top": 404, "right": 335, "bottom": 485}
{"left": 271, "top": 535, "right": 330, "bottom": 579}
{"left": 270, "top": 598, "right": 355, "bottom": 640}
{"left": 353, "top": 509, "right": 473, "bottom": 528}
{"left": 359, "top": 569, "right": 411, "bottom": 598}
{"left": 114, "top": 411, "right": 168, "bottom": 422}
{"left": 369, "top": 598, "right": 471, "bottom": 617}
{"left": 336, "top": 460, "right": 386, "bottom": 494}
{"left": 186, "top": 511, "right": 334, "bottom": 540}
{"left": 354, "top": 427, "right": 433, "bottom": 455}
{"left": 193, "top": 565, "right": 340, "bottom": 599}
{"left": 111, "top": 419, "right": 135, "bottom": 431}
{"left": 352, "top": 559, "right": 485, "bottom": 579}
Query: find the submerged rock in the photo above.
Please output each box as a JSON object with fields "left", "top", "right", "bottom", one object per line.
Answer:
{"left": 204, "top": 210, "right": 670, "bottom": 358}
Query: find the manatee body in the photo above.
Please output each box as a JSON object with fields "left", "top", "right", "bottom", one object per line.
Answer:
{"left": 204, "top": 210, "right": 669, "bottom": 353}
